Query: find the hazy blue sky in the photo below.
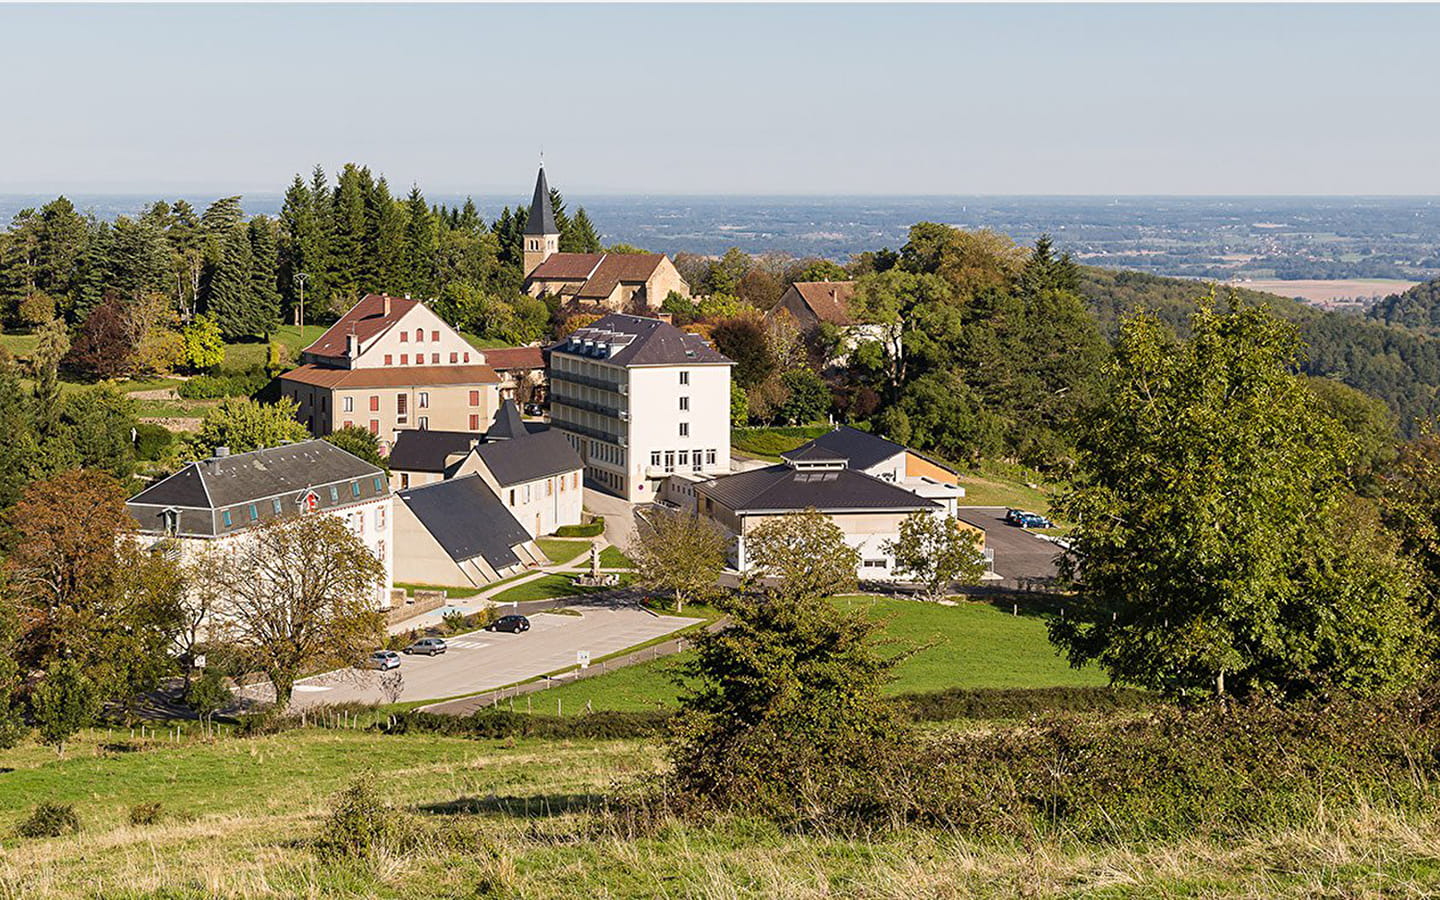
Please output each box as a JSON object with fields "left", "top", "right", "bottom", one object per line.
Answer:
{"left": 3, "top": 3, "right": 1437, "bottom": 195}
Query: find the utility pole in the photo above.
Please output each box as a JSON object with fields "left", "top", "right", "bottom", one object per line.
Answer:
{"left": 294, "top": 271, "right": 309, "bottom": 329}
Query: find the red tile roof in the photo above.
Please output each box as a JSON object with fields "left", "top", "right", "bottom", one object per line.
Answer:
{"left": 788, "top": 281, "right": 856, "bottom": 326}
{"left": 280, "top": 364, "right": 500, "bottom": 390}
{"left": 304, "top": 293, "right": 419, "bottom": 359}
{"left": 527, "top": 253, "right": 604, "bottom": 281}
{"left": 574, "top": 254, "right": 666, "bottom": 300}
{"left": 481, "top": 346, "right": 545, "bottom": 371}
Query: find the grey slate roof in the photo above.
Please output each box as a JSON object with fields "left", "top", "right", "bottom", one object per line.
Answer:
{"left": 550, "top": 314, "right": 732, "bottom": 367}
{"left": 388, "top": 430, "right": 479, "bottom": 474}
{"left": 485, "top": 399, "right": 527, "bottom": 441}
{"left": 524, "top": 165, "right": 558, "bottom": 236}
{"left": 397, "top": 475, "right": 531, "bottom": 570}
{"left": 696, "top": 464, "right": 939, "bottom": 514}
{"left": 474, "top": 429, "right": 582, "bottom": 487}
{"left": 781, "top": 426, "right": 905, "bottom": 472}
{"left": 127, "top": 440, "right": 387, "bottom": 538}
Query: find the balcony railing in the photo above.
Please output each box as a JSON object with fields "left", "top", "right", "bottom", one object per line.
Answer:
{"left": 550, "top": 369, "right": 627, "bottom": 395}
{"left": 551, "top": 392, "right": 627, "bottom": 420}
{"left": 551, "top": 416, "right": 627, "bottom": 447}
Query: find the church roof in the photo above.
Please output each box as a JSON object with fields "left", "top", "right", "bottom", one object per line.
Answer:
{"left": 524, "top": 165, "right": 559, "bottom": 236}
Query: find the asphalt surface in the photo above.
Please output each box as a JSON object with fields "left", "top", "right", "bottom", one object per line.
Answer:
{"left": 281, "top": 606, "right": 702, "bottom": 709}
{"left": 956, "top": 507, "right": 1062, "bottom": 590}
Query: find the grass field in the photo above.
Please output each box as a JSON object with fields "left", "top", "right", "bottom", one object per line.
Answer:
{"left": 529, "top": 596, "right": 1102, "bottom": 713}
{"left": 535, "top": 538, "right": 592, "bottom": 565}
{"left": 3, "top": 722, "right": 1435, "bottom": 897}
{"left": 730, "top": 424, "right": 833, "bottom": 460}
{"left": 599, "top": 546, "right": 633, "bottom": 568}
{"left": 488, "top": 572, "right": 635, "bottom": 605}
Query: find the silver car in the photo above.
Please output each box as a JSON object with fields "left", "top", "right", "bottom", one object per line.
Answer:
{"left": 403, "top": 637, "right": 448, "bottom": 656}
{"left": 363, "top": 650, "right": 401, "bottom": 670}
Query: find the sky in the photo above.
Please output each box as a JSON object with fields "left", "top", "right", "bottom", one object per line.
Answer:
{"left": 3, "top": 3, "right": 1438, "bottom": 196}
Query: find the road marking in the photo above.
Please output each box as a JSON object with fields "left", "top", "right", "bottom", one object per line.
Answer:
{"left": 447, "top": 640, "right": 491, "bottom": 649}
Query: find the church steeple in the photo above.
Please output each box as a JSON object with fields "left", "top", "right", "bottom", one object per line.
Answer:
{"left": 523, "top": 163, "right": 560, "bottom": 276}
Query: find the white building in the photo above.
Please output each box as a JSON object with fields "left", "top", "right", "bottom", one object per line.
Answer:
{"left": 548, "top": 313, "right": 733, "bottom": 502}
{"left": 125, "top": 440, "right": 394, "bottom": 605}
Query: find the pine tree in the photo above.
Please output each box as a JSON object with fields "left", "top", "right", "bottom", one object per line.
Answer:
{"left": 329, "top": 164, "right": 369, "bottom": 304}
{"left": 458, "top": 198, "right": 482, "bottom": 233}
{"left": 403, "top": 186, "right": 436, "bottom": 298}
{"left": 366, "top": 176, "right": 406, "bottom": 293}
{"left": 569, "top": 207, "right": 602, "bottom": 253}
{"left": 247, "top": 217, "right": 281, "bottom": 336}
{"left": 73, "top": 219, "right": 113, "bottom": 323}
{"left": 209, "top": 224, "right": 257, "bottom": 340}
{"left": 168, "top": 200, "right": 204, "bottom": 320}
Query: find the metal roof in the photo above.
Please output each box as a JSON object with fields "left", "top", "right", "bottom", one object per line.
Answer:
{"left": 696, "top": 464, "right": 938, "bottom": 514}
{"left": 523, "top": 165, "right": 559, "bottom": 236}
{"left": 397, "top": 475, "right": 531, "bottom": 569}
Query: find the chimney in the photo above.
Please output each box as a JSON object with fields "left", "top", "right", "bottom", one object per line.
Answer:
{"left": 346, "top": 333, "right": 359, "bottom": 357}
{"left": 383, "top": 295, "right": 392, "bottom": 316}
{"left": 214, "top": 446, "right": 230, "bottom": 458}
{"left": 655, "top": 311, "right": 673, "bottom": 325}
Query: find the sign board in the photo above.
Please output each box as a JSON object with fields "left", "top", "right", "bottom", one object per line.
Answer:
{"left": 193, "top": 654, "right": 206, "bottom": 670}
{"left": 576, "top": 650, "right": 591, "bottom": 670}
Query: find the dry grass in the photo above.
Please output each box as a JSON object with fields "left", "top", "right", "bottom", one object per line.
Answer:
{"left": 4, "top": 728, "right": 1440, "bottom": 898}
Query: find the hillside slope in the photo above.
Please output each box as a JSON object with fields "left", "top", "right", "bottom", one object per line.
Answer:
{"left": 1367, "top": 278, "right": 1440, "bottom": 333}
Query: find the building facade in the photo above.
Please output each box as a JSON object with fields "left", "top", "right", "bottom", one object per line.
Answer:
{"left": 548, "top": 313, "right": 733, "bottom": 502}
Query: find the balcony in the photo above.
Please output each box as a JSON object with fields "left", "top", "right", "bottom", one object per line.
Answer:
{"left": 550, "top": 369, "right": 627, "bottom": 395}
{"left": 551, "top": 393, "right": 627, "bottom": 420}
{"left": 551, "top": 416, "right": 627, "bottom": 447}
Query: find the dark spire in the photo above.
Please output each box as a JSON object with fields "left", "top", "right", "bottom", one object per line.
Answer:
{"left": 485, "top": 399, "right": 528, "bottom": 442}
{"left": 523, "top": 164, "right": 558, "bottom": 236}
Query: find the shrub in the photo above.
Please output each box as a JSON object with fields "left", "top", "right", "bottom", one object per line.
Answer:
{"left": 555, "top": 518, "right": 604, "bottom": 538}
{"left": 441, "top": 610, "right": 468, "bottom": 634}
{"left": 899, "top": 686, "right": 1154, "bottom": 722}
{"left": 176, "top": 370, "right": 271, "bottom": 400}
{"left": 315, "top": 773, "right": 422, "bottom": 859}
{"left": 133, "top": 423, "right": 174, "bottom": 461}
{"left": 17, "top": 802, "right": 80, "bottom": 838}
{"left": 128, "top": 802, "right": 163, "bottom": 826}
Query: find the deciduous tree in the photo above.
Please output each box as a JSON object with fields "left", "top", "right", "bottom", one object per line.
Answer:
{"left": 883, "top": 512, "right": 988, "bottom": 602}
{"left": 745, "top": 508, "right": 858, "bottom": 601}
{"left": 633, "top": 510, "right": 728, "bottom": 612}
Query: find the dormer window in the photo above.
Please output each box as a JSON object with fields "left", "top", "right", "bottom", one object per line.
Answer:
{"left": 162, "top": 509, "right": 178, "bottom": 535}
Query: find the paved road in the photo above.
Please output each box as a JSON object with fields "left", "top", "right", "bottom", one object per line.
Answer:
{"left": 583, "top": 487, "right": 640, "bottom": 552}
{"left": 957, "top": 507, "right": 1062, "bottom": 590}
{"left": 282, "top": 606, "right": 701, "bottom": 709}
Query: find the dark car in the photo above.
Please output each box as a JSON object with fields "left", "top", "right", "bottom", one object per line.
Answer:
{"left": 487, "top": 614, "right": 531, "bottom": 633}
{"left": 403, "top": 637, "right": 447, "bottom": 656}
{"left": 523, "top": 402, "right": 545, "bottom": 417}
{"left": 1015, "top": 512, "right": 1052, "bottom": 529}
{"left": 1004, "top": 508, "right": 1026, "bottom": 526}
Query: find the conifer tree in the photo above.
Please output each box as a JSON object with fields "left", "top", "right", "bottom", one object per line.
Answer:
{"left": 403, "top": 186, "right": 436, "bottom": 298}
{"left": 72, "top": 219, "right": 113, "bottom": 323}
{"left": 366, "top": 176, "right": 406, "bottom": 292}
{"left": 247, "top": 217, "right": 281, "bottom": 336}
{"left": 569, "top": 207, "right": 602, "bottom": 253}
{"left": 208, "top": 224, "right": 257, "bottom": 340}
{"left": 329, "top": 164, "right": 369, "bottom": 303}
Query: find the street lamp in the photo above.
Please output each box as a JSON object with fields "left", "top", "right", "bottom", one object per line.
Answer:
{"left": 293, "top": 272, "right": 309, "bottom": 329}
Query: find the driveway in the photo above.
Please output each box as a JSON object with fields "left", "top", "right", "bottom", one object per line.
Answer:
{"left": 283, "top": 605, "right": 701, "bottom": 709}
{"left": 956, "top": 507, "right": 1062, "bottom": 590}
{"left": 583, "top": 487, "right": 639, "bottom": 552}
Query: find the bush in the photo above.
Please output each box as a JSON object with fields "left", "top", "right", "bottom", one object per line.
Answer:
{"left": 385, "top": 708, "right": 669, "bottom": 741}
{"left": 315, "top": 774, "right": 422, "bottom": 859}
{"left": 899, "top": 686, "right": 1154, "bottom": 722}
{"left": 128, "top": 802, "right": 163, "bottom": 826}
{"left": 133, "top": 423, "right": 174, "bottom": 461}
{"left": 176, "top": 370, "right": 271, "bottom": 400}
{"left": 555, "top": 518, "right": 604, "bottom": 538}
{"left": 441, "top": 610, "right": 468, "bottom": 634}
{"left": 17, "top": 802, "right": 80, "bottom": 838}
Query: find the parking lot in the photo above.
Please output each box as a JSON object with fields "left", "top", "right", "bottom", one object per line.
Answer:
{"left": 956, "top": 507, "right": 1063, "bottom": 590}
{"left": 283, "top": 605, "right": 702, "bottom": 709}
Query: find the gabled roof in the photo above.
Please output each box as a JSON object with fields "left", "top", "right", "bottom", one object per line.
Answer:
{"left": 528, "top": 253, "right": 605, "bottom": 281}
{"left": 485, "top": 399, "right": 527, "bottom": 442}
{"left": 387, "top": 430, "right": 479, "bottom": 474}
{"left": 481, "top": 346, "right": 545, "bottom": 371}
{"left": 127, "top": 440, "right": 387, "bottom": 537}
{"left": 397, "top": 475, "right": 532, "bottom": 569}
{"left": 781, "top": 426, "right": 904, "bottom": 472}
{"left": 785, "top": 281, "right": 856, "bottom": 326}
{"left": 473, "top": 429, "right": 582, "bottom": 487}
{"left": 524, "top": 165, "right": 559, "bottom": 236}
{"left": 574, "top": 254, "right": 667, "bottom": 300}
{"left": 280, "top": 364, "right": 500, "bottom": 389}
{"left": 304, "top": 293, "right": 419, "bottom": 359}
{"left": 550, "top": 314, "right": 731, "bottom": 367}
{"left": 696, "top": 464, "right": 938, "bottom": 515}
{"left": 784, "top": 443, "right": 848, "bottom": 464}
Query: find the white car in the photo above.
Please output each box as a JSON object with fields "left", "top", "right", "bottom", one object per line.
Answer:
{"left": 363, "top": 650, "right": 401, "bottom": 670}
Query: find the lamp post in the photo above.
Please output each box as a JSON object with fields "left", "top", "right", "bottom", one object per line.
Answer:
{"left": 294, "top": 272, "right": 310, "bottom": 329}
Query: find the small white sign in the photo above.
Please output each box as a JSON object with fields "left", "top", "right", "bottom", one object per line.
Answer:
{"left": 577, "top": 650, "right": 591, "bottom": 670}
{"left": 193, "top": 654, "right": 206, "bottom": 669}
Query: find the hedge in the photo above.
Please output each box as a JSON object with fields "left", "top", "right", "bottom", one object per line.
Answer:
{"left": 555, "top": 517, "right": 605, "bottom": 538}
{"left": 177, "top": 371, "right": 272, "bottom": 400}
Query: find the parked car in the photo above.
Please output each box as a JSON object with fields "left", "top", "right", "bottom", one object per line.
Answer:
{"left": 403, "top": 637, "right": 447, "bottom": 656}
{"left": 1004, "top": 508, "right": 1026, "bottom": 526}
{"left": 523, "top": 402, "right": 545, "bottom": 417}
{"left": 363, "top": 650, "right": 401, "bottom": 670}
{"left": 487, "top": 614, "right": 531, "bottom": 633}
{"left": 1015, "top": 512, "right": 1052, "bottom": 529}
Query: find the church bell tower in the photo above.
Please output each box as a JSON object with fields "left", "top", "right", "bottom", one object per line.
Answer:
{"left": 523, "top": 163, "right": 560, "bottom": 277}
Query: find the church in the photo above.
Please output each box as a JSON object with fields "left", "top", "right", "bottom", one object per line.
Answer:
{"left": 521, "top": 165, "right": 691, "bottom": 313}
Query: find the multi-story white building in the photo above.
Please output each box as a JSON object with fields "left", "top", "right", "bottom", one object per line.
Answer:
{"left": 125, "top": 440, "right": 394, "bottom": 605}
{"left": 548, "top": 313, "right": 733, "bottom": 501}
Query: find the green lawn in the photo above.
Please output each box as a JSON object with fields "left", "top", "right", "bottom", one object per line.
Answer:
{"left": 489, "top": 572, "right": 634, "bottom": 605}
{"left": 955, "top": 461, "right": 1054, "bottom": 513}
{"left": 730, "top": 424, "right": 833, "bottom": 460}
{"left": 536, "top": 537, "right": 592, "bottom": 565}
{"left": 532, "top": 596, "right": 1102, "bottom": 713}
{"left": 599, "top": 546, "right": 634, "bottom": 568}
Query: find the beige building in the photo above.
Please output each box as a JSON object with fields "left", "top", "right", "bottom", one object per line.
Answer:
{"left": 769, "top": 280, "right": 897, "bottom": 367}
{"left": 520, "top": 165, "right": 690, "bottom": 313}
{"left": 392, "top": 475, "right": 545, "bottom": 589}
{"left": 279, "top": 293, "right": 503, "bottom": 450}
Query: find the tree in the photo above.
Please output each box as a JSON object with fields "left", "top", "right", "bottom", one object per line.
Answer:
{"left": 207, "top": 224, "right": 258, "bottom": 340}
{"left": 64, "top": 294, "right": 136, "bottom": 379}
{"left": 30, "top": 658, "right": 100, "bottom": 757}
{"left": 324, "top": 425, "right": 386, "bottom": 469}
{"left": 1052, "top": 301, "right": 1426, "bottom": 698}
{"left": 632, "top": 509, "right": 728, "bottom": 612}
{"left": 745, "top": 509, "right": 858, "bottom": 601}
{"left": 184, "top": 667, "right": 233, "bottom": 731}
{"left": 776, "top": 369, "right": 830, "bottom": 425}
{"left": 182, "top": 313, "right": 226, "bottom": 371}
{"left": 246, "top": 217, "right": 281, "bottom": 336}
{"left": 883, "top": 513, "right": 988, "bottom": 602}
{"left": 710, "top": 314, "right": 774, "bottom": 389}
{"left": 567, "top": 207, "right": 602, "bottom": 253}
{"left": 730, "top": 382, "right": 749, "bottom": 427}
{"left": 202, "top": 512, "right": 387, "bottom": 709}
{"left": 0, "top": 601, "right": 27, "bottom": 749}
{"left": 669, "top": 590, "right": 908, "bottom": 821}
{"left": 187, "top": 397, "right": 309, "bottom": 458}
{"left": 31, "top": 315, "right": 69, "bottom": 435}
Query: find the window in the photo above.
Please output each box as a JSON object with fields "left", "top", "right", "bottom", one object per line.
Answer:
{"left": 343, "top": 420, "right": 353, "bottom": 429}
{"left": 693, "top": 456, "right": 703, "bottom": 472}
{"left": 679, "top": 371, "right": 689, "bottom": 385}
{"left": 415, "top": 355, "right": 424, "bottom": 366}
{"left": 272, "top": 498, "right": 283, "bottom": 514}
{"left": 369, "top": 419, "right": 379, "bottom": 434}
{"left": 400, "top": 354, "right": 409, "bottom": 365}
{"left": 384, "top": 354, "right": 393, "bottom": 366}
{"left": 343, "top": 396, "right": 354, "bottom": 413}
{"left": 468, "top": 390, "right": 480, "bottom": 406}
{"left": 679, "top": 422, "right": 689, "bottom": 437}
{"left": 863, "top": 559, "right": 888, "bottom": 569}
{"left": 375, "top": 506, "right": 385, "bottom": 528}
{"left": 320, "top": 396, "right": 327, "bottom": 412}
{"left": 524, "top": 484, "right": 532, "bottom": 503}
{"left": 469, "top": 414, "right": 479, "bottom": 430}
{"left": 415, "top": 328, "right": 424, "bottom": 342}
{"left": 329, "top": 486, "right": 339, "bottom": 502}
{"left": 450, "top": 352, "right": 458, "bottom": 364}
{"left": 418, "top": 392, "right": 429, "bottom": 408}
{"left": 463, "top": 352, "right": 470, "bottom": 363}
{"left": 163, "top": 509, "right": 178, "bottom": 535}
{"left": 573, "top": 472, "right": 580, "bottom": 489}
{"left": 651, "top": 451, "right": 661, "bottom": 467}
{"left": 418, "top": 416, "right": 429, "bottom": 430}
{"left": 678, "top": 450, "right": 689, "bottom": 466}
{"left": 431, "top": 330, "right": 440, "bottom": 342}
{"left": 222, "top": 509, "right": 233, "bottom": 528}
{"left": 399, "top": 332, "right": 408, "bottom": 342}
{"left": 352, "top": 482, "right": 361, "bottom": 498}
{"left": 706, "top": 449, "right": 717, "bottom": 465}
{"left": 679, "top": 396, "right": 689, "bottom": 411}
{"left": 397, "top": 394, "right": 408, "bottom": 416}
{"left": 372, "top": 476, "right": 383, "bottom": 492}
{"left": 664, "top": 451, "right": 675, "bottom": 472}
{"left": 400, "top": 473, "right": 410, "bottom": 489}
{"left": 546, "top": 479, "right": 553, "bottom": 497}
{"left": 248, "top": 503, "right": 259, "bottom": 522}
{"left": 509, "top": 489, "right": 516, "bottom": 505}
{"left": 369, "top": 395, "right": 380, "bottom": 412}
{"left": 377, "top": 539, "right": 385, "bottom": 562}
